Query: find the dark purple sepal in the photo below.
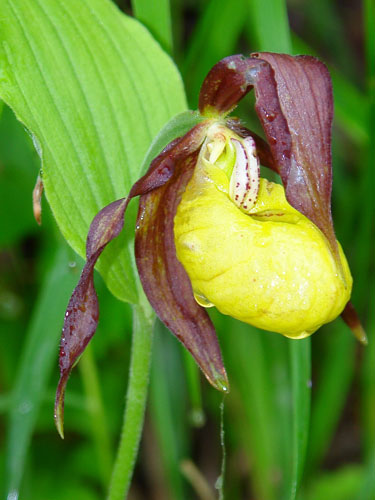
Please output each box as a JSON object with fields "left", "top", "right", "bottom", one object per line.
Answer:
{"left": 55, "top": 122, "right": 210, "bottom": 437}
{"left": 251, "top": 52, "right": 342, "bottom": 274}
{"left": 130, "top": 122, "right": 210, "bottom": 196}
{"left": 341, "top": 301, "right": 368, "bottom": 345}
{"left": 55, "top": 198, "right": 129, "bottom": 438}
{"left": 135, "top": 152, "right": 229, "bottom": 393}
{"left": 198, "top": 55, "right": 265, "bottom": 116}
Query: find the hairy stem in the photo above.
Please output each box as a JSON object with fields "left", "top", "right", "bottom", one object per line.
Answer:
{"left": 107, "top": 298, "right": 154, "bottom": 500}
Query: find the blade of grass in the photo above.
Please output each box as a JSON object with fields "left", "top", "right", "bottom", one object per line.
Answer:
{"left": 107, "top": 295, "right": 154, "bottom": 500}
{"left": 149, "top": 321, "right": 189, "bottom": 500}
{"left": 356, "top": 447, "right": 375, "bottom": 500}
{"left": 263, "top": 334, "right": 293, "bottom": 493}
{"left": 291, "top": 35, "right": 369, "bottom": 146}
{"left": 132, "top": 0, "right": 173, "bottom": 55}
{"left": 79, "top": 344, "right": 113, "bottom": 489}
{"left": 182, "top": 348, "right": 205, "bottom": 427}
{"left": 361, "top": 0, "right": 375, "bottom": 463}
{"left": 220, "top": 317, "right": 278, "bottom": 500}
{"left": 5, "top": 242, "right": 83, "bottom": 499}
{"left": 182, "top": 0, "right": 247, "bottom": 107}
{"left": 245, "top": 0, "right": 291, "bottom": 53}
{"left": 306, "top": 323, "right": 355, "bottom": 475}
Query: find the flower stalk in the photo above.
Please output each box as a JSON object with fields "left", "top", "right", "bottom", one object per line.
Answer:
{"left": 107, "top": 298, "right": 154, "bottom": 500}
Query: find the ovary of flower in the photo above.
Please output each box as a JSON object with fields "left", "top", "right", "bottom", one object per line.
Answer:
{"left": 174, "top": 127, "right": 352, "bottom": 338}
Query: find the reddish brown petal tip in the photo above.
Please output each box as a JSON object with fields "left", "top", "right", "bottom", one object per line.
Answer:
{"left": 54, "top": 373, "right": 68, "bottom": 438}
{"left": 341, "top": 301, "right": 368, "bottom": 345}
{"left": 54, "top": 199, "right": 129, "bottom": 434}
{"left": 199, "top": 55, "right": 265, "bottom": 116}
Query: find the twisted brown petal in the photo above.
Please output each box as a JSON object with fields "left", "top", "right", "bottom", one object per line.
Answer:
{"left": 55, "top": 123, "right": 211, "bottom": 436}
{"left": 55, "top": 198, "right": 129, "bottom": 438}
{"left": 135, "top": 151, "right": 229, "bottom": 392}
{"left": 251, "top": 52, "right": 341, "bottom": 274}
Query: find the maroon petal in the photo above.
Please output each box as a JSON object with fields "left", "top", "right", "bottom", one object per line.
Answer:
{"left": 341, "top": 301, "right": 368, "bottom": 345}
{"left": 55, "top": 123, "right": 210, "bottom": 436}
{"left": 251, "top": 52, "right": 342, "bottom": 274}
{"left": 55, "top": 198, "right": 129, "bottom": 438}
{"left": 198, "top": 55, "right": 258, "bottom": 115}
{"left": 130, "top": 122, "right": 211, "bottom": 196}
{"left": 135, "top": 151, "right": 229, "bottom": 393}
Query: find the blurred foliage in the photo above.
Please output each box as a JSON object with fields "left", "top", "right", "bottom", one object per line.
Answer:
{"left": 0, "top": 0, "right": 373, "bottom": 499}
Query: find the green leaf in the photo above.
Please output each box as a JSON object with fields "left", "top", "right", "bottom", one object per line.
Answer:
{"left": 182, "top": 0, "right": 248, "bottom": 107}
{"left": 0, "top": 0, "right": 187, "bottom": 303}
{"left": 245, "top": 0, "right": 291, "bottom": 53}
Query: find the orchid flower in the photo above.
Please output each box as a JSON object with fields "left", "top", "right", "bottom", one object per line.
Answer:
{"left": 54, "top": 52, "right": 366, "bottom": 436}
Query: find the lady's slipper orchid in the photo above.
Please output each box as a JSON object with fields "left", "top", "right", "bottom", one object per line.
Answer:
{"left": 55, "top": 52, "right": 366, "bottom": 436}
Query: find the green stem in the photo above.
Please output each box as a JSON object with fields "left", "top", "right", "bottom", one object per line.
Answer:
{"left": 79, "top": 343, "right": 113, "bottom": 488}
{"left": 107, "top": 298, "right": 154, "bottom": 500}
{"left": 288, "top": 338, "right": 311, "bottom": 500}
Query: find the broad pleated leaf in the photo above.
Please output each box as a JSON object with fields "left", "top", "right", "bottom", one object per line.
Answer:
{"left": 0, "top": 0, "right": 187, "bottom": 303}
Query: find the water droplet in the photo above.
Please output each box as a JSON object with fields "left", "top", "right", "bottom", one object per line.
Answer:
{"left": 265, "top": 111, "right": 276, "bottom": 122}
{"left": 193, "top": 291, "right": 214, "bottom": 308}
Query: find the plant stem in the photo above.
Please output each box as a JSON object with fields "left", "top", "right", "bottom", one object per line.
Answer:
{"left": 79, "top": 343, "right": 113, "bottom": 488}
{"left": 107, "top": 298, "right": 154, "bottom": 500}
{"left": 288, "top": 338, "right": 311, "bottom": 500}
